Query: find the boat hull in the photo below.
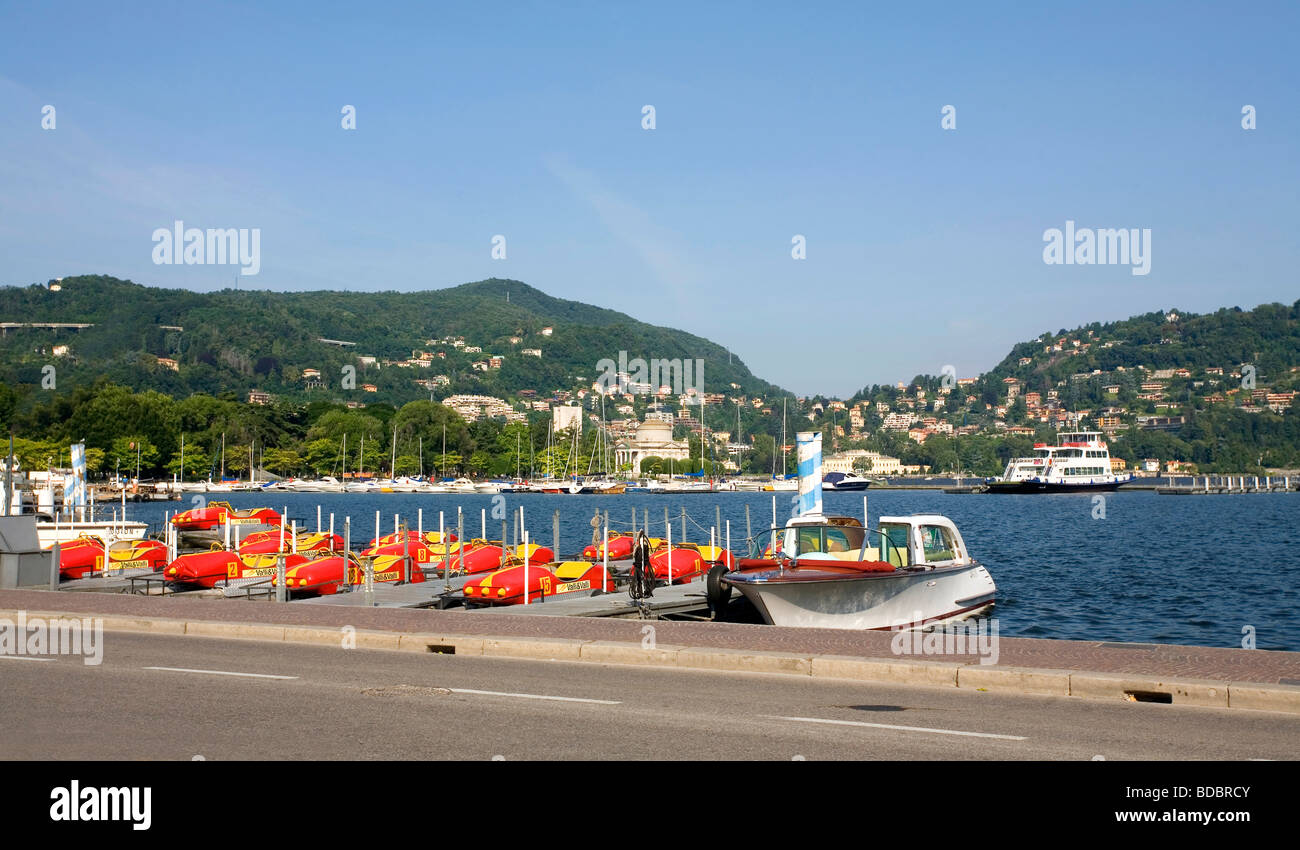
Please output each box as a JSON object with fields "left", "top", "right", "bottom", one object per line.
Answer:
{"left": 985, "top": 479, "right": 1124, "bottom": 493}
{"left": 725, "top": 563, "right": 996, "bottom": 630}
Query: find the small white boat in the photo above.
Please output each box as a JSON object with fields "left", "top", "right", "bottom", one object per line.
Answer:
{"left": 822, "top": 472, "right": 873, "bottom": 491}
{"left": 719, "top": 513, "right": 996, "bottom": 630}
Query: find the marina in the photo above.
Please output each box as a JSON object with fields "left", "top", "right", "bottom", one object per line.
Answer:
{"left": 4, "top": 470, "right": 1297, "bottom": 650}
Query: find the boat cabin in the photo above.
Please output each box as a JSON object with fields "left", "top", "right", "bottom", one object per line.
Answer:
{"left": 747, "top": 514, "right": 971, "bottom": 570}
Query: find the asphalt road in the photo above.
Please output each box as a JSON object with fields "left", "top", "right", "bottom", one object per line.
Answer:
{"left": 2, "top": 632, "right": 1297, "bottom": 760}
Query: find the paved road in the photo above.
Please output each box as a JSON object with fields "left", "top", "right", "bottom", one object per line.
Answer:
{"left": 3, "top": 633, "right": 1297, "bottom": 760}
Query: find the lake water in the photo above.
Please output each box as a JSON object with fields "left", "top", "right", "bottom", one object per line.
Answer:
{"left": 119, "top": 489, "right": 1300, "bottom": 651}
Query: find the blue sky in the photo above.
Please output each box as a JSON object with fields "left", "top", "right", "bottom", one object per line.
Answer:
{"left": 1, "top": 1, "right": 1296, "bottom": 397}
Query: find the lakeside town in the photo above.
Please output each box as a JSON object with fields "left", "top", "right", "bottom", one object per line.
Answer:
{"left": 5, "top": 278, "right": 1299, "bottom": 485}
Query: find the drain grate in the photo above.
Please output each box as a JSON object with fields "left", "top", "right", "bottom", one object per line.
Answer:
{"left": 425, "top": 644, "right": 456, "bottom": 654}
{"left": 1124, "top": 690, "right": 1173, "bottom": 704}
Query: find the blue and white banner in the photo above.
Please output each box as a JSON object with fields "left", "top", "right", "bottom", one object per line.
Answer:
{"left": 67, "top": 442, "right": 87, "bottom": 507}
{"left": 795, "top": 431, "right": 823, "bottom": 517}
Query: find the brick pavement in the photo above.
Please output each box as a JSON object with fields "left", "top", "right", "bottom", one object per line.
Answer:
{"left": 3, "top": 588, "right": 1297, "bottom": 685}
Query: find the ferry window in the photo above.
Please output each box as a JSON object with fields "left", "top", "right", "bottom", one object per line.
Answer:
{"left": 920, "top": 526, "right": 958, "bottom": 562}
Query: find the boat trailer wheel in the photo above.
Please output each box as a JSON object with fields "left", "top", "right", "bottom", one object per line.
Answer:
{"left": 705, "top": 563, "right": 732, "bottom": 617}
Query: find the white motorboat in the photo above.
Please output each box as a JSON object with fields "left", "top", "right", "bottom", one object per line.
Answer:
{"left": 715, "top": 429, "right": 995, "bottom": 630}
{"left": 36, "top": 517, "right": 149, "bottom": 549}
{"left": 822, "top": 471, "right": 873, "bottom": 491}
{"left": 719, "top": 513, "right": 996, "bottom": 630}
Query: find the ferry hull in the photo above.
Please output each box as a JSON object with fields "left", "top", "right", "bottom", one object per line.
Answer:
{"left": 725, "top": 563, "right": 996, "bottom": 631}
{"left": 986, "top": 480, "right": 1124, "bottom": 494}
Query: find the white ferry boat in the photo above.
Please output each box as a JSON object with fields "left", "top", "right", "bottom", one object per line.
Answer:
{"left": 988, "top": 431, "right": 1132, "bottom": 493}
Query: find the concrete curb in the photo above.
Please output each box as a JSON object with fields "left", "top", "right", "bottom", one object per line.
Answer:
{"left": 5, "top": 607, "right": 1300, "bottom": 716}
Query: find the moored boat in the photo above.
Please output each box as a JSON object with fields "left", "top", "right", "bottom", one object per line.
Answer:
{"left": 712, "top": 430, "right": 995, "bottom": 629}
{"left": 460, "top": 560, "right": 615, "bottom": 605}
{"left": 987, "top": 431, "right": 1132, "bottom": 493}
{"left": 717, "top": 513, "right": 996, "bottom": 629}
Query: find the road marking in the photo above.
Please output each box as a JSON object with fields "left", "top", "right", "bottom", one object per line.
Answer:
{"left": 449, "top": 688, "right": 619, "bottom": 705}
{"left": 1, "top": 655, "right": 53, "bottom": 662}
{"left": 765, "top": 715, "right": 1027, "bottom": 741}
{"left": 144, "top": 666, "right": 298, "bottom": 680}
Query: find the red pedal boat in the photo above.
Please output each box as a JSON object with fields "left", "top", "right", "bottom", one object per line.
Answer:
{"left": 275, "top": 551, "right": 427, "bottom": 595}
{"left": 165, "top": 550, "right": 311, "bottom": 588}
{"left": 461, "top": 561, "right": 615, "bottom": 605}
{"left": 54, "top": 536, "right": 168, "bottom": 580}
{"left": 426, "top": 539, "right": 508, "bottom": 575}
{"left": 238, "top": 530, "right": 342, "bottom": 556}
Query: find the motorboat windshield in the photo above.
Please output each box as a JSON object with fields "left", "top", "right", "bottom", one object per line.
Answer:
{"left": 747, "top": 523, "right": 911, "bottom": 567}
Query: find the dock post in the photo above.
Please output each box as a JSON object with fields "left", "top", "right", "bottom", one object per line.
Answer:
{"left": 418, "top": 508, "right": 423, "bottom": 537}
{"left": 441, "top": 512, "right": 449, "bottom": 590}
{"left": 771, "top": 495, "right": 776, "bottom": 528}
{"left": 745, "top": 504, "right": 751, "bottom": 541}
{"left": 726, "top": 520, "right": 730, "bottom": 561}
{"left": 374, "top": 510, "right": 380, "bottom": 546}
{"left": 664, "top": 507, "right": 669, "bottom": 537}
{"left": 224, "top": 518, "right": 231, "bottom": 551}
{"left": 342, "top": 517, "right": 351, "bottom": 590}
{"left": 631, "top": 508, "right": 636, "bottom": 536}
{"left": 317, "top": 504, "right": 322, "bottom": 534}
{"left": 553, "top": 510, "right": 560, "bottom": 560}
{"left": 667, "top": 513, "right": 673, "bottom": 584}
{"left": 513, "top": 507, "right": 518, "bottom": 550}
{"left": 364, "top": 556, "right": 374, "bottom": 606}
{"left": 681, "top": 506, "right": 686, "bottom": 546}
{"left": 330, "top": 513, "right": 335, "bottom": 546}
{"left": 602, "top": 524, "right": 608, "bottom": 593}
{"left": 275, "top": 555, "right": 285, "bottom": 602}
{"left": 864, "top": 495, "right": 869, "bottom": 528}
{"left": 458, "top": 511, "right": 465, "bottom": 575}
{"left": 523, "top": 530, "right": 530, "bottom": 606}
{"left": 291, "top": 521, "right": 298, "bottom": 554}
{"left": 716, "top": 506, "right": 721, "bottom": 540}
{"left": 403, "top": 521, "right": 410, "bottom": 584}
{"left": 481, "top": 508, "right": 486, "bottom": 540}
{"left": 49, "top": 542, "right": 59, "bottom": 590}
{"left": 644, "top": 509, "right": 648, "bottom": 536}
{"left": 393, "top": 512, "right": 398, "bottom": 537}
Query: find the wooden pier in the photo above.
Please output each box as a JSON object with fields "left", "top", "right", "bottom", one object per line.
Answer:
{"left": 1155, "top": 475, "right": 1296, "bottom": 495}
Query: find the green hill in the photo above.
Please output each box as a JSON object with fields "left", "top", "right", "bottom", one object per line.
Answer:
{"left": 0, "top": 275, "right": 781, "bottom": 404}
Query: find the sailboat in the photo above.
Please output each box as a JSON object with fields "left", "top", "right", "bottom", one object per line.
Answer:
{"left": 765, "top": 398, "right": 797, "bottom": 491}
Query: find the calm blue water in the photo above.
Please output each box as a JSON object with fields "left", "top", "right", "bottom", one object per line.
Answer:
{"left": 119, "top": 489, "right": 1300, "bottom": 651}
